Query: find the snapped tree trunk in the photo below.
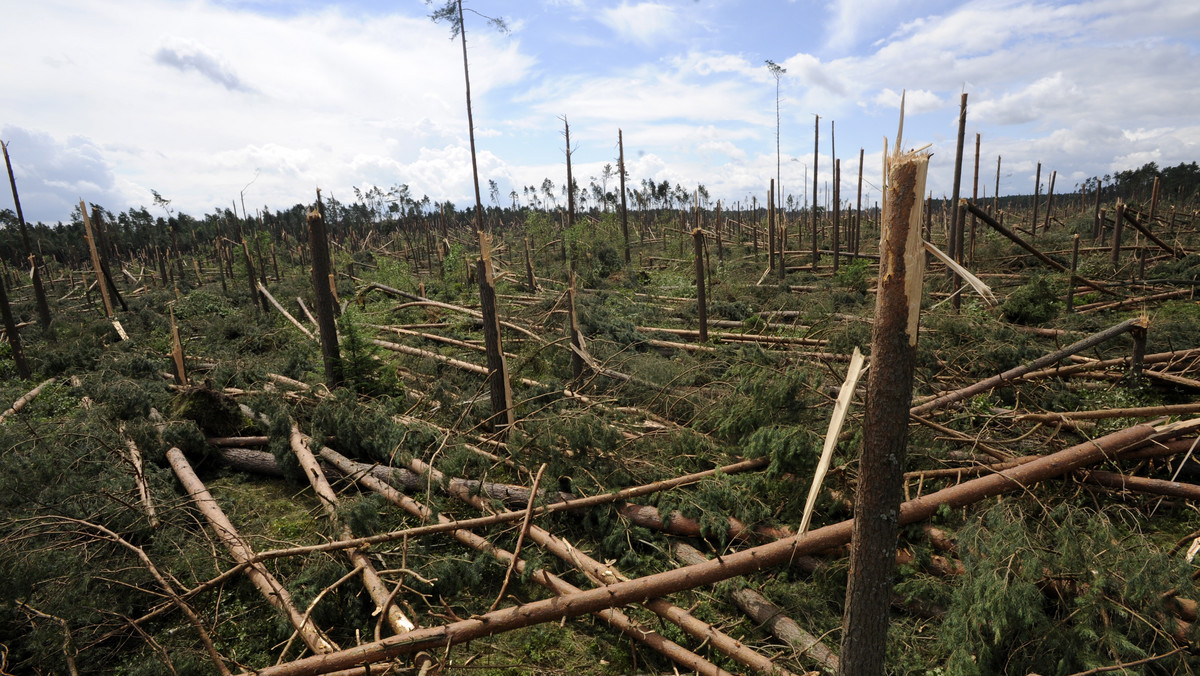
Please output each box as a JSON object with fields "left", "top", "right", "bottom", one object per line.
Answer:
{"left": 839, "top": 143, "right": 929, "bottom": 676}
{"left": 307, "top": 205, "right": 343, "bottom": 390}
{"left": 477, "top": 231, "right": 514, "bottom": 431}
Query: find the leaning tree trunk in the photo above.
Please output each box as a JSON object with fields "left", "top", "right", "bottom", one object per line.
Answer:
{"left": 2, "top": 140, "right": 52, "bottom": 331}
{"left": 839, "top": 142, "right": 929, "bottom": 676}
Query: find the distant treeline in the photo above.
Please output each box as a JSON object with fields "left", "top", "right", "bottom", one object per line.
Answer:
{"left": 993, "top": 161, "right": 1200, "bottom": 211}
{"left": 1, "top": 160, "right": 1196, "bottom": 271}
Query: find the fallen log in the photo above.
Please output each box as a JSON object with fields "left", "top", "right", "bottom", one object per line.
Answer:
{"left": 910, "top": 317, "right": 1145, "bottom": 416}
{"left": 248, "top": 423, "right": 1160, "bottom": 676}
{"left": 1018, "top": 401, "right": 1200, "bottom": 424}
{"left": 318, "top": 445, "right": 733, "bottom": 676}
{"left": 167, "top": 448, "right": 339, "bottom": 657}
{"left": 410, "top": 456, "right": 796, "bottom": 676}
{"left": 289, "top": 426, "right": 415, "bottom": 635}
{"left": 964, "top": 200, "right": 1118, "bottom": 297}
{"left": 0, "top": 377, "right": 56, "bottom": 425}
{"left": 674, "top": 542, "right": 839, "bottom": 673}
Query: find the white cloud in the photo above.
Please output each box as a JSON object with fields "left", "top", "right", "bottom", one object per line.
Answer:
{"left": 598, "top": 2, "right": 678, "bottom": 46}
{"left": 153, "top": 37, "right": 255, "bottom": 93}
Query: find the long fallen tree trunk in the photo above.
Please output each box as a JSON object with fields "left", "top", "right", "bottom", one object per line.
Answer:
{"left": 317, "top": 445, "right": 733, "bottom": 676}
{"left": 910, "top": 316, "right": 1145, "bottom": 416}
{"left": 167, "top": 448, "right": 339, "bottom": 657}
{"left": 249, "top": 423, "right": 1162, "bottom": 676}
{"left": 288, "top": 426, "right": 415, "bottom": 634}
{"left": 408, "top": 456, "right": 797, "bottom": 676}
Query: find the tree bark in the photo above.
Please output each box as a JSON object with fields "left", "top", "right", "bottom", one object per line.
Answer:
{"left": 477, "top": 231, "right": 514, "bottom": 431}
{"left": 619, "top": 129, "right": 630, "bottom": 263}
{"left": 308, "top": 205, "right": 343, "bottom": 389}
{"left": 839, "top": 147, "right": 929, "bottom": 676}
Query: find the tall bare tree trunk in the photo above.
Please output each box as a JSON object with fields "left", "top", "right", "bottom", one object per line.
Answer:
{"left": 839, "top": 143, "right": 930, "bottom": 676}
{"left": 619, "top": 129, "right": 630, "bottom": 263}
{"left": 812, "top": 115, "right": 820, "bottom": 269}
{"left": 948, "top": 93, "right": 967, "bottom": 311}
{"left": 564, "top": 116, "right": 574, "bottom": 230}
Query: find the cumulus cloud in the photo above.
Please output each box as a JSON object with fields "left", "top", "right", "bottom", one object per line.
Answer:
{"left": 153, "top": 38, "right": 255, "bottom": 93}
{"left": 598, "top": 2, "right": 677, "bottom": 46}
{"left": 0, "top": 127, "right": 123, "bottom": 223}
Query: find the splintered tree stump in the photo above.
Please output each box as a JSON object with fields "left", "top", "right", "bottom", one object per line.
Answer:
{"left": 840, "top": 142, "right": 930, "bottom": 676}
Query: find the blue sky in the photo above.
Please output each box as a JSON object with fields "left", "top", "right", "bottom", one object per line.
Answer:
{"left": 2, "top": 0, "right": 1198, "bottom": 223}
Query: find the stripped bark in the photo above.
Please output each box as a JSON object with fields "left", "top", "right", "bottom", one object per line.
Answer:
{"left": 166, "top": 448, "right": 338, "bottom": 656}
{"left": 252, "top": 424, "right": 1159, "bottom": 676}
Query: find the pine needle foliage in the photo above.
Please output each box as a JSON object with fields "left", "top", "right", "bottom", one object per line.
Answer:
{"left": 940, "top": 501, "right": 1196, "bottom": 675}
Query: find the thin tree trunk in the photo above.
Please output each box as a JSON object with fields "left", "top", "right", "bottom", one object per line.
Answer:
{"left": 1044, "top": 170, "right": 1057, "bottom": 232}
{"left": 619, "top": 129, "right": 630, "bottom": 263}
{"left": 455, "top": 0, "right": 487, "bottom": 233}
{"left": 693, "top": 227, "right": 708, "bottom": 342}
{"left": 947, "top": 93, "right": 967, "bottom": 300}
{"left": 812, "top": 115, "right": 820, "bottom": 269}
{"left": 1031, "top": 161, "right": 1042, "bottom": 236}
